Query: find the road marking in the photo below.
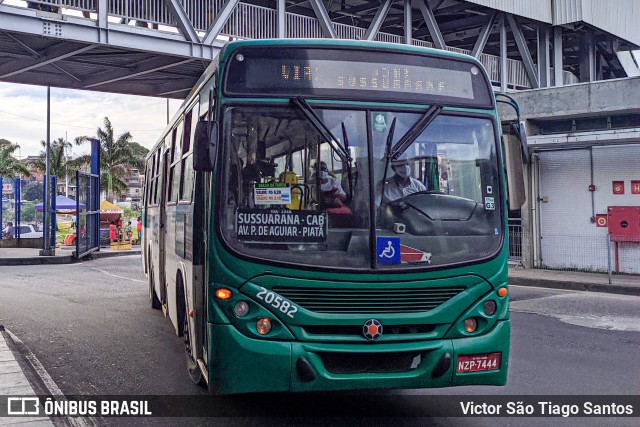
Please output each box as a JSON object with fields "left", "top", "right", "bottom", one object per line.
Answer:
{"left": 510, "top": 291, "right": 640, "bottom": 332}
{"left": 5, "top": 329, "right": 98, "bottom": 427}
{"left": 89, "top": 267, "right": 145, "bottom": 283}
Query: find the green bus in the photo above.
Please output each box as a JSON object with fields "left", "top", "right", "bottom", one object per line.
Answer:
{"left": 142, "top": 39, "right": 526, "bottom": 394}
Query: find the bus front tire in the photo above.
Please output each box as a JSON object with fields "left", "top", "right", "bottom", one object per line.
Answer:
{"left": 149, "top": 268, "right": 161, "bottom": 310}
{"left": 177, "top": 279, "right": 204, "bottom": 386}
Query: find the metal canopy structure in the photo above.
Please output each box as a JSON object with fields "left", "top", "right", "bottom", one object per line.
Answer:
{"left": 0, "top": 0, "right": 637, "bottom": 99}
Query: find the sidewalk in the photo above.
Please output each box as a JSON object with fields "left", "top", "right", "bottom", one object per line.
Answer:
{"left": 0, "top": 246, "right": 141, "bottom": 266}
{"left": 508, "top": 267, "right": 640, "bottom": 296}
{"left": 0, "top": 327, "right": 54, "bottom": 426}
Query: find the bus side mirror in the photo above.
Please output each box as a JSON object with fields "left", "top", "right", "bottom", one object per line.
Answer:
{"left": 193, "top": 120, "right": 216, "bottom": 172}
{"left": 503, "top": 134, "right": 526, "bottom": 210}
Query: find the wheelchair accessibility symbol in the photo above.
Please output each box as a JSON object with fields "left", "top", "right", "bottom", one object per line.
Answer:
{"left": 376, "top": 237, "right": 400, "bottom": 264}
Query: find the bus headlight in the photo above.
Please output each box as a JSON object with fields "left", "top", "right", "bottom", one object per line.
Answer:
{"left": 256, "top": 318, "right": 272, "bottom": 335}
{"left": 233, "top": 301, "right": 250, "bottom": 317}
{"left": 464, "top": 318, "right": 477, "bottom": 333}
{"left": 483, "top": 300, "right": 497, "bottom": 316}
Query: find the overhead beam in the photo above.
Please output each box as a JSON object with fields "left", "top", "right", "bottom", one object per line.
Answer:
{"left": 83, "top": 57, "right": 194, "bottom": 88}
{"left": 308, "top": 0, "right": 337, "bottom": 38}
{"left": 414, "top": 0, "right": 445, "bottom": 49}
{"left": 364, "top": 0, "right": 394, "bottom": 41}
{"left": 4, "top": 32, "right": 81, "bottom": 82}
{"left": 471, "top": 11, "right": 497, "bottom": 58}
{"left": 163, "top": 0, "right": 200, "bottom": 43}
{"left": 203, "top": 0, "right": 240, "bottom": 45}
{"left": 0, "top": 43, "right": 94, "bottom": 79}
{"left": 157, "top": 86, "right": 192, "bottom": 97}
{"left": 506, "top": 13, "right": 539, "bottom": 89}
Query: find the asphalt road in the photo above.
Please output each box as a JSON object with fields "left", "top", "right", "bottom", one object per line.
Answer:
{"left": 1, "top": 256, "right": 639, "bottom": 427}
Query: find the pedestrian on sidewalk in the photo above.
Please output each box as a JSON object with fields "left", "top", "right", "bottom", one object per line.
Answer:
{"left": 109, "top": 221, "right": 117, "bottom": 243}
{"left": 125, "top": 221, "right": 133, "bottom": 242}
{"left": 136, "top": 217, "right": 142, "bottom": 245}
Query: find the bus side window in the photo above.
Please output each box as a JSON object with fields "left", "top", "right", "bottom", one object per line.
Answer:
{"left": 168, "top": 121, "right": 184, "bottom": 203}
{"left": 180, "top": 104, "right": 198, "bottom": 201}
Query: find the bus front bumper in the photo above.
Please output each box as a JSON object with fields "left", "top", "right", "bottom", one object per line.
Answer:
{"left": 207, "top": 320, "right": 509, "bottom": 395}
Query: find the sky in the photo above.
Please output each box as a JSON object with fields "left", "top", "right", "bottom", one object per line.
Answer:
{"left": 0, "top": 82, "right": 180, "bottom": 158}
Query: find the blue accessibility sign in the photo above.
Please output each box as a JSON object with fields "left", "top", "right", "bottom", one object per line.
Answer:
{"left": 376, "top": 236, "right": 400, "bottom": 264}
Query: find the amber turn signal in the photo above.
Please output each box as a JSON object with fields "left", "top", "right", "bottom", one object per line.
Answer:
{"left": 497, "top": 287, "right": 508, "bottom": 297}
{"left": 215, "top": 288, "right": 232, "bottom": 300}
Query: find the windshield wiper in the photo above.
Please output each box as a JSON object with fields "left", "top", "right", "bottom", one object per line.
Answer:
{"left": 291, "top": 98, "right": 352, "bottom": 164}
{"left": 389, "top": 104, "right": 443, "bottom": 161}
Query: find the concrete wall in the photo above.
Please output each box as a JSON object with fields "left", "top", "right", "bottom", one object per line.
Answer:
{"left": 0, "top": 238, "right": 43, "bottom": 249}
{"left": 498, "top": 77, "right": 640, "bottom": 123}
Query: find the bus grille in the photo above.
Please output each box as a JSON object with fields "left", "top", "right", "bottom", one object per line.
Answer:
{"left": 272, "top": 286, "right": 465, "bottom": 313}
{"left": 319, "top": 351, "right": 424, "bottom": 374}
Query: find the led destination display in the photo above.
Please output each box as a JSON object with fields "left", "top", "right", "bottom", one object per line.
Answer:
{"left": 225, "top": 46, "right": 493, "bottom": 107}
{"left": 248, "top": 59, "right": 474, "bottom": 99}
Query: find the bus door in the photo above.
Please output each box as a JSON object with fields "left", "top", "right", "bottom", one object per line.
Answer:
{"left": 159, "top": 149, "right": 170, "bottom": 311}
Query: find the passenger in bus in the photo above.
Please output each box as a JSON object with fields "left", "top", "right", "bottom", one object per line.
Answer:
{"left": 313, "top": 161, "right": 351, "bottom": 227}
{"left": 383, "top": 159, "right": 426, "bottom": 203}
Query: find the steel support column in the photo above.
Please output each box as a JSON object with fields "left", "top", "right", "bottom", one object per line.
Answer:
{"left": 500, "top": 14, "right": 508, "bottom": 92}
{"left": 506, "top": 13, "right": 539, "bottom": 89}
{"left": 538, "top": 25, "right": 551, "bottom": 88}
{"left": 97, "top": 0, "right": 107, "bottom": 29}
{"left": 414, "top": 0, "right": 445, "bottom": 49}
{"left": 472, "top": 12, "right": 497, "bottom": 58}
{"left": 277, "top": 0, "right": 286, "bottom": 38}
{"left": 41, "top": 86, "right": 51, "bottom": 254}
{"left": 309, "top": 0, "right": 337, "bottom": 38}
{"left": 203, "top": 0, "right": 240, "bottom": 45}
{"left": 579, "top": 32, "right": 596, "bottom": 82}
{"left": 164, "top": 0, "right": 199, "bottom": 43}
{"left": 553, "top": 26, "right": 563, "bottom": 87}
{"left": 364, "top": 0, "right": 393, "bottom": 41}
{"left": 404, "top": 0, "right": 412, "bottom": 45}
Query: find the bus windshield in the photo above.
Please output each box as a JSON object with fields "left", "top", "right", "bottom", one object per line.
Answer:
{"left": 220, "top": 104, "right": 502, "bottom": 270}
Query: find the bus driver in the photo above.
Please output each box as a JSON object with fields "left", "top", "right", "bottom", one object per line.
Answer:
{"left": 383, "top": 159, "right": 426, "bottom": 202}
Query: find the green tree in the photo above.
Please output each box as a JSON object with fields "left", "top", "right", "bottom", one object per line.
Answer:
{"left": 22, "top": 181, "right": 44, "bottom": 202}
{"left": 29, "top": 137, "right": 84, "bottom": 186}
{"left": 0, "top": 140, "right": 31, "bottom": 177}
{"left": 77, "top": 117, "right": 144, "bottom": 201}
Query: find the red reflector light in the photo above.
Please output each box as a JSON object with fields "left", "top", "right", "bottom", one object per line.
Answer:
{"left": 457, "top": 353, "right": 501, "bottom": 373}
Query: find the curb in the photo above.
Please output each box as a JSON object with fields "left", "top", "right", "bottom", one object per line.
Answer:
{"left": 0, "top": 249, "right": 141, "bottom": 266}
{"left": 508, "top": 276, "right": 640, "bottom": 296}
{"left": 89, "top": 249, "right": 141, "bottom": 259}
{"left": 0, "top": 255, "right": 75, "bottom": 266}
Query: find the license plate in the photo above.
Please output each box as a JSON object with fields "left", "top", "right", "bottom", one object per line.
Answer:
{"left": 457, "top": 353, "right": 501, "bottom": 373}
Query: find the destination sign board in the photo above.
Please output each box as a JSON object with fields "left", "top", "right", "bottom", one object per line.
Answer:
{"left": 236, "top": 208, "right": 327, "bottom": 243}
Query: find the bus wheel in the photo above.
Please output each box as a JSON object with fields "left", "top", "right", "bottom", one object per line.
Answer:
{"left": 178, "top": 280, "right": 204, "bottom": 386}
{"left": 149, "top": 267, "right": 161, "bottom": 310}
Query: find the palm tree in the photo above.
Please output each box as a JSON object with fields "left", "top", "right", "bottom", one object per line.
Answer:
{"left": 77, "top": 117, "right": 144, "bottom": 201}
{"left": 29, "top": 137, "right": 83, "bottom": 186}
{"left": 0, "top": 141, "right": 31, "bottom": 178}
